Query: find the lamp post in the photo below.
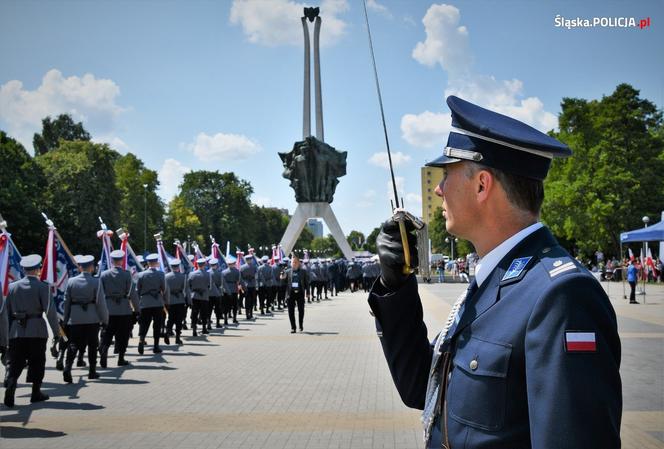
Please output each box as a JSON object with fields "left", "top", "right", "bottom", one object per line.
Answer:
{"left": 445, "top": 237, "right": 458, "bottom": 261}
{"left": 642, "top": 216, "right": 649, "bottom": 301}
{"left": 143, "top": 184, "right": 148, "bottom": 252}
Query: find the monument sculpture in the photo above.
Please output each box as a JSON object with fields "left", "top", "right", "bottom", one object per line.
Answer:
{"left": 278, "top": 7, "right": 354, "bottom": 260}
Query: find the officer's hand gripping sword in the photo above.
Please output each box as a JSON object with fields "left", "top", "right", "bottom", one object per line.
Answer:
{"left": 362, "top": 0, "right": 424, "bottom": 274}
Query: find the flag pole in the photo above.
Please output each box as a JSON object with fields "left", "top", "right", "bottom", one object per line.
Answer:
{"left": 41, "top": 212, "right": 81, "bottom": 272}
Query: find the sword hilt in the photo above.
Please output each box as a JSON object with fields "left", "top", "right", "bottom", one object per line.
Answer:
{"left": 392, "top": 208, "right": 425, "bottom": 275}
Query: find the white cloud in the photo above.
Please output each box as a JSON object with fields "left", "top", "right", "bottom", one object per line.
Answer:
{"left": 188, "top": 132, "right": 261, "bottom": 162}
{"left": 411, "top": 4, "right": 471, "bottom": 76}
{"left": 0, "top": 69, "right": 126, "bottom": 149}
{"left": 158, "top": 159, "right": 190, "bottom": 203}
{"left": 253, "top": 195, "right": 272, "bottom": 207}
{"left": 386, "top": 177, "right": 421, "bottom": 212}
{"left": 367, "top": 0, "right": 391, "bottom": 17}
{"left": 368, "top": 151, "right": 411, "bottom": 169}
{"left": 356, "top": 189, "right": 377, "bottom": 208}
{"left": 401, "top": 111, "right": 451, "bottom": 148}
{"left": 230, "top": 0, "right": 348, "bottom": 47}
{"left": 403, "top": 4, "right": 558, "bottom": 148}
{"left": 93, "top": 135, "right": 129, "bottom": 153}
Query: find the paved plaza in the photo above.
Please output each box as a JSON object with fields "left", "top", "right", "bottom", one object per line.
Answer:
{"left": 1, "top": 280, "right": 663, "bottom": 448}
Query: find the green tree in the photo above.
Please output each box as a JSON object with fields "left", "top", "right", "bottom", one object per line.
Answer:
{"left": 36, "top": 140, "right": 121, "bottom": 255}
{"left": 114, "top": 153, "right": 164, "bottom": 254}
{"left": 310, "top": 235, "right": 342, "bottom": 258}
{"left": 179, "top": 171, "right": 253, "bottom": 252}
{"left": 293, "top": 227, "right": 315, "bottom": 252}
{"left": 365, "top": 226, "right": 380, "bottom": 253}
{"left": 33, "top": 114, "right": 91, "bottom": 155}
{"left": 347, "top": 230, "right": 366, "bottom": 251}
{"left": 543, "top": 83, "right": 664, "bottom": 257}
{"left": 163, "top": 195, "right": 202, "bottom": 248}
{"left": 0, "top": 131, "right": 48, "bottom": 254}
{"left": 247, "top": 206, "right": 289, "bottom": 251}
{"left": 428, "top": 206, "right": 474, "bottom": 258}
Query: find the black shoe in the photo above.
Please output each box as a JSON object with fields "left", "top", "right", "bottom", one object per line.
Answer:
{"left": 63, "top": 370, "right": 73, "bottom": 384}
{"left": 138, "top": 341, "right": 145, "bottom": 355}
{"left": 630, "top": 301, "right": 639, "bottom": 304}
{"left": 30, "top": 391, "right": 49, "bottom": 403}
{"left": 117, "top": 359, "right": 130, "bottom": 366}
{"left": 99, "top": 345, "right": 108, "bottom": 369}
{"left": 153, "top": 346, "right": 163, "bottom": 354}
{"left": 299, "top": 327, "right": 303, "bottom": 332}
{"left": 202, "top": 329, "right": 209, "bottom": 335}
{"left": 260, "top": 311, "right": 265, "bottom": 315}
{"left": 164, "top": 335, "right": 170, "bottom": 345}
{"left": 182, "top": 323, "right": 188, "bottom": 330}
{"left": 176, "top": 337, "right": 183, "bottom": 345}
{"left": 4, "top": 378, "right": 16, "bottom": 407}
{"left": 233, "top": 319, "right": 239, "bottom": 324}
{"left": 88, "top": 371, "right": 100, "bottom": 380}
{"left": 56, "top": 359, "right": 64, "bottom": 371}
{"left": 216, "top": 323, "right": 221, "bottom": 328}
{"left": 77, "top": 359, "right": 86, "bottom": 367}
{"left": 290, "top": 329, "right": 296, "bottom": 334}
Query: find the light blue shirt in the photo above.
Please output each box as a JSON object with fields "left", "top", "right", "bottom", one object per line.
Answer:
{"left": 474, "top": 222, "right": 544, "bottom": 287}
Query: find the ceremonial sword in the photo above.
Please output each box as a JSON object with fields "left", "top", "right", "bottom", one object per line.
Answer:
{"left": 362, "top": 0, "right": 424, "bottom": 274}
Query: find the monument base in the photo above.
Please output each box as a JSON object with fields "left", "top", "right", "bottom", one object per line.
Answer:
{"left": 279, "top": 202, "right": 354, "bottom": 261}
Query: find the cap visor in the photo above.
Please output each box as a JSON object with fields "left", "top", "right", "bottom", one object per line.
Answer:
{"left": 425, "top": 154, "right": 461, "bottom": 167}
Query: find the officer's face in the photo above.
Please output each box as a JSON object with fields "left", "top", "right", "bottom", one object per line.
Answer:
{"left": 435, "top": 162, "right": 476, "bottom": 238}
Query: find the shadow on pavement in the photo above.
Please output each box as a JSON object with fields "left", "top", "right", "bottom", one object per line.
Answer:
{"left": 0, "top": 426, "right": 66, "bottom": 438}
{"left": 301, "top": 331, "right": 340, "bottom": 336}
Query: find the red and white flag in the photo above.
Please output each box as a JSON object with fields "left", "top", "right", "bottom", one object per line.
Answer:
{"left": 628, "top": 248, "right": 635, "bottom": 261}
{"left": 565, "top": 331, "right": 597, "bottom": 352}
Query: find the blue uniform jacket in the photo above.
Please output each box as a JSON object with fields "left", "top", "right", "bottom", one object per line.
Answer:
{"left": 368, "top": 227, "right": 621, "bottom": 449}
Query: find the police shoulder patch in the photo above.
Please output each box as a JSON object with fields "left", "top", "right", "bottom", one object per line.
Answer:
{"left": 501, "top": 256, "right": 533, "bottom": 284}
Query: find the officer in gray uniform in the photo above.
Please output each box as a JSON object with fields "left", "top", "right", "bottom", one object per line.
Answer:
{"left": 62, "top": 255, "right": 108, "bottom": 382}
{"left": 0, "top": 293, "right": 7, "bottom": 366}
{"left": 239, "top": 255, "right": 257, "bottom": 320}
{"left": 271, "top": 260, "right": 283, "bottom": 310}
{"left": 257, "top": 256, "right": 273, "bottom": 315}
{"left": 165, "top": 258, "right": 189, "bottom": 345}
{"left": 3, "top": 255, "right": 60, "bottom": 407}
{"left": 221, "top": 258, "right": 240, "bottom": 325}
{"left": 208, "top": 258, "right": 224, "bottom": 328}
{"left": 136, "top": 253, "right": 166, "bottom": 354}
{"left": 99, "top": 249, "right": 138, "bottom": 367}
{"left": 188, "top": 258, "right": 211, "bottom": 335}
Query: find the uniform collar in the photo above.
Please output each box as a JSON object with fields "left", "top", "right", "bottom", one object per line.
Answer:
{"left": 475, "top": 222, "right": 543, "bottom": 287}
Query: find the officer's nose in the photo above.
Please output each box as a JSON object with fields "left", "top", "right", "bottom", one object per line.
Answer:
{"left": 434, "top": 182, "right": 443, "bottom": 198}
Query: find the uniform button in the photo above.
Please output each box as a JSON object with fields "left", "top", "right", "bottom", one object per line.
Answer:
{"left": 469, "top": 359, "right": 478, "bottom": 371}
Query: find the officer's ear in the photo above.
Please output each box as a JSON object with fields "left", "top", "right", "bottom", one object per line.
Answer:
{"left": 476, "top": 170, "right": 493, "bottom": 202}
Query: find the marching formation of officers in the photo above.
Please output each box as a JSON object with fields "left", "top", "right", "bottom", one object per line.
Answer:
{"left": 0, "top": 249, "right": 379, "bottom": 407}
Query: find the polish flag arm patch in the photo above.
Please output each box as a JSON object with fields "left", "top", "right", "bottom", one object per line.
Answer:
{"left": 565, "top": 331, "right": 597, "bottom": 352}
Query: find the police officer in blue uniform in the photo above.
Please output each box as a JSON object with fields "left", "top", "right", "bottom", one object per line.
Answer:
{"left": 369, "top": 96, "right": 622, "bottom": 449}
{"left": 136, "top": 253, "right": 167, "bottom": 354}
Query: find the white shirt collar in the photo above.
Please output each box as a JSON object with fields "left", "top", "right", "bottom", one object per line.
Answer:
{"left": 474, "top": 222, "right": 543, "bottom": 287}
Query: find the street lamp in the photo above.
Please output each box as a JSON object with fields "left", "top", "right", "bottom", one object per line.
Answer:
{"left": 143, "top": 183, "right": 148, "bottom": 252}
{"left": 642, "top": 216, "right": 650, "bottom": 300}
{"left": 445, "top": 237, "right": 459, "bottom": 261}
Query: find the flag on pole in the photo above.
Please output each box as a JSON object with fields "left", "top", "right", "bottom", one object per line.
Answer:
{"left": 210, "top": 237, "right": 228, "bottom": 270}
{"left": 192, "top": 242, "right": 206, "bottom": 270}
{"left": 628, "top": 248, "right": 634, "bottom": 261}
{"left": 97, "top": 221, "right": 114, "bottom": 273}
{"left": 117, "top": 229, "right": 144, "bottom": 280}
{"left": 174, "top": 240, "right": 193, "bottom": 274}
{"left": 41, "top": 227, "right": 79, "bottom": 317}
{"left": 156, "top": 237, "right": 172, "bottom": 273}
{"left": 236, "top": 248, "right": 245, "bottom": 269}
{"left": 0, "top": 230, "right": 24, "bottom": 296}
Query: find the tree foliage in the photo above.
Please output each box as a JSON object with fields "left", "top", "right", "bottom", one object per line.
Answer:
{"left": 347, "top": 230, "right": 366, "bottom": 250}
{"left": 428, "top": 206, "right": 474, "bottom": 258}
{"left": 114, "top": 153, "right": 165, "bottom": 254}
{"left": 543, "top": 83, "right": 664, "bottom": 257}
{"left": 179, "top": 171, "right": 255, "bottom": 252}
{"left": 365, "top": 226, "right": 380, "bottom": 253}
{"left": 0, "top": 131, "right": 47, "bottom": 254}
{"left": 35, "top": 141, "right": 121, "bottom": 254}
{"left": 33, "top": 114, "right": 91, "bottom": 155}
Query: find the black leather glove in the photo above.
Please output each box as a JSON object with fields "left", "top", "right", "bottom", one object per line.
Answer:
{"left": 376, "top": 218, "right": 418, "bottom": 290}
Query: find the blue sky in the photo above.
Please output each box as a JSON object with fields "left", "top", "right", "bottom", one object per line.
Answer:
{"left": 1, "top": 0, "right": 662, "bottom": 237}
